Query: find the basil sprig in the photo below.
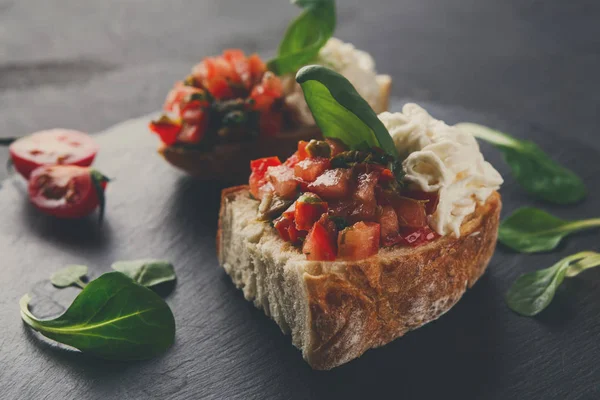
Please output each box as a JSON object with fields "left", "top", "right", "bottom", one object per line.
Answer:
{"left": 112, "top": 259, "right": 176, "bottom": 288}
{"left": 296, "top": 65, "right": 399, "bottom": 159}
{"left": 506, "top": 251, "right": 600, "bottom": 316}
{"left": 20, "top": 272, "right": 176, "bottom": 360}
{"left": 499, "top": 207, "right": 600, "bottom": 253}
{"left": 267, "top": 0, "right": 336, "bottom": 75}
{"left": 456, "top": 122, "right": 586, "bottom": 204}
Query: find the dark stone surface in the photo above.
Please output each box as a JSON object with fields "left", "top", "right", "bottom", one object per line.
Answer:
{"left": 1, "top": 1, "right": 599, "bottom": 399}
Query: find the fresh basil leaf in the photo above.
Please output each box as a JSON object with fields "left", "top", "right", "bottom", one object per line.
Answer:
{"left": 20, "top": 272, "right": 175, "bottom": 360}
{"left": 506, "top": 251, "right": 600, "bottom": 316}
{"left": 456, "top": 122, "right": 587, "bottom": 204}
{"left": 267, "top": 0, "right": 335, "bottom": 75}
{"left": 89, "top": 169, "right": 110, "bottom": 223}
{"left": 296, "top": 65, "right": 398, "bottom": 159}
{"left": 50, "top": 265, "right": 88, "bottom": 289}
{"left": 499, "top": 207, "right": 600, "bottom": 253}
{"left": 111, "top": 259, "right": 176, "bottom": 288}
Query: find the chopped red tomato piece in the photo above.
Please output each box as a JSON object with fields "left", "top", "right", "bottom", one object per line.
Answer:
{"left": 393, "top": 196, "right": 428, "bottom": 227}
{"left": 378, "top": 168, "right": 395, "bottom": 183}
{"left": 378, "top": 206, "right": 400, "bottom": 246}
{"left": 307, "top": 168, "right": 353, "bottom": 200}
{"left": 400, "top": 226, "right": 438, "bottom": 247}
{"left": 249, "top": 157, "right": 281, "bottom": 199}
{"left": 267, "top": 165, "right": 297, "bottom": 199}
{"left": 404, "top": 190, "right": 440, "bottom": 215}
{"left": 250, "top": 72, "right": 283, "bottom": 112}
{"left": 274, "top": 212, "right": 306, "bottom": 244}
{"left": 149, "top": 116, "right": 182, "bottom": 146}
{"left": 297, "top": 141, "right": 309, "bottom": 160}
{"left": 294, "top": 158, "right": 331, "bottom": 182}
{"left": 303, "top": 218, "right": 337, "bottom": 261}
{"left": 325, "top": 139, "right": 348, "bottom": 157}
{"left": 163, "top": 82, "right": 204, "bottom": 113}
{"left": 247, "top": 54, "right": 267, "bottom": 82}
{"left": 284, "top": 152, "right": 301, "bottom": 168}
{"left": 337, "top": 222, "right": 380, "bottom": 261}
{"left": 295, "top": 193, "right": 328, "bottom": 231}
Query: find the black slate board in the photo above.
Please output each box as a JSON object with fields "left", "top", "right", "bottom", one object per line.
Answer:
{"left": 1, "top": 99, "right": 599, "bottom": 400}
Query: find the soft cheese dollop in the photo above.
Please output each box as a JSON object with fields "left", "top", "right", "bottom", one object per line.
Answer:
{"left": 284, "top": 38, "right": 387, "bottom": 124}
{"left": 379, "top": 104, "right": 503, "bottom": 237}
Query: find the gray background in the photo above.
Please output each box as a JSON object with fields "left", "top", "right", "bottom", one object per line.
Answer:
{"left": 1, "top": 1, "right": 600, "bottom": 399}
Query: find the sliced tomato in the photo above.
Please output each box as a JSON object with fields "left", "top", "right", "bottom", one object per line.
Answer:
{"left": 28, "top": 165, "right": 108, "bottom": 220}
{"left": 266, "top": 165, "right": 297, "bottom": 199}
{"left": 404, "top": 190, "right": 440, "bottom": 215}
{"left": 302, "top": 217, "right": 337, "bottom": 261}
{"left": 400, "top": 226, "right": 438, "bottom": 247}
{"left": 378, "top": 206, "right": 401, "bottom": 247}
{"left": 9, "top": 129, "right": 99, "bottom": 179}
{"left": 294, "top": 158, "right": 331, "bottom": 182}
{"left": 295, "top": 193, "right": 328, "bottom": 231}
{"left": 337, "top": 222, "right": 380, "bottom": 261}
{"left": 307, "top": 168, "right": 353, "bottom": 200}
{"left": 249, "top": 157, "right": 282, "bottom": 199}
{"left": 393, "top": 196, "right": 428, "bottom": 228}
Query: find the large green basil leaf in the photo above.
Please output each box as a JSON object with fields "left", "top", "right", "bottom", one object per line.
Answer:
{"left": 267, "top": 0, "right": 335, "bottom": 75}
{"left": 296, "top": 65, "right": 398, "bottom": 158}
{"left": 20, "top": 272, "right": 175, "bottom": 360}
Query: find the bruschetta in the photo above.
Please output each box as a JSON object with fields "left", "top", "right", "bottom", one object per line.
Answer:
{"left": 150, "top": 1, "right": 391, "bottom": 182}
{"left": 217, "top": 66, "right": 503, "bottom": 369}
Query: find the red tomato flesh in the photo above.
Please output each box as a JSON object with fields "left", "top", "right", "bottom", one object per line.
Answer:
{"left": 249, "top": 157, "right": 281, "bottom": 199}
{"left": 303, "top": 218, "right": 337, "bottom": 261}
{"left": 10, "top": 129, "right": 99, "bottom": 179}
{"left": 294, "top": 158, "right": 331, "bottom": 182}
{"left": 307, "top": 168, "right": 353, "bottom": 200}
{"left": 393, "top": 196, "right": 428, "bottom": 228}
{"left": 294, "top": 194, "right": 328, "bottom": 231}
{"left": 378, "top": 205, "right": 401, "bottom": 246}
{"left": 28, "top": 165, "right": 105, "bottom": 219}
{"left": 337, "top": 222, "right": 381, "bottom": 261}
{"left": 267, "top": 165, "right": 298, "bottom": 199}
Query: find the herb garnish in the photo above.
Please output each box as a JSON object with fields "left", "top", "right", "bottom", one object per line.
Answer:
{"left": 296, "top": 65, "right": 399, "bottom": 159}
{"left": 506, "top": 251, "right": 600, "bottom": 316}
{"left": 267, "top": 0, "right": 336, "bottom": 75}
{"left": 111, "top": 259, "right": 177, "bottom": 288}
{"left": 20, "top": 272, "right": 176, "bottom": 360}
{"left": 499, "top": 207, "right": 600, "bottom": 253}
{"left": 50, "top": 265, "right": 88, "bottom": 289}
{"left": 456, "top": 122, "right": 586, "bottom": 204}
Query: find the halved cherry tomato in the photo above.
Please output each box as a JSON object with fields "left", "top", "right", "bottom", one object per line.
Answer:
{"left": 28, "top": 165, "right": 109, "bottom": 220}
{"left": 9, "top": 129, "right": 99, "bottom": 179}
{"left": 302, "top": 217, "right": 337, "bottom": 261}
{"left": 337, "top": 221, "right": 381, "bottom": 261}
{"left": 149, "top": 116, "right": 182, "bottom": 146}
{"left": 295, "top": 193, "right": 328, "bottom": 231}
{"left": 249, "top": 157, "right": 282, "bottom": 199}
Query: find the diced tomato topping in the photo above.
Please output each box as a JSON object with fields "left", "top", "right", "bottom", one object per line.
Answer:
{"left": 400, "top": 226, "right": 438, "bottom": 247}
{"left": 274, "top": 212, "right": 306, "bottom": 244}
{"left": 250, "top": 72, "right": 283, "bottom": 112}
{"left": 207, "top": 78, "right": 235, "bottom": 99}
{"left": 295, "top": 193, "right": 328, "bottom": 231}
{"left": 353, "top": 171, "right": 379, "bottom": 216}
{"left": 163, "top": 82, "right": 204, "bottom": 113}
{"left": 249, "top": 157, "right": 281, "bottom": 199}
{"left": 177, "top": 124, "right": 204, "bottom": 144}
{"left": 303, "top": 217, "right": 338, "bottom": 261}
{"left": 307, "top": 168, "right": 353, "bottom": 200}
{"left": 393, "top": 196, "right": 428, "bottom": 228}
{"left": 378, "top": 206, "right": 401, "bottom": 246}
{"left": 378, "top": 168, "right": 395, "bottom": 183}
{"left": 247, "top": 54, "right": 267, "bottom": 82}
{"left": 325, "top": 139, "right": 348, "bottom": 157}
{"left": 284, "top": 152, "right": 301, "bottom": 168}
{"left": 149, "top": 117, "right": 182, "bottom": 146}
{"left": 266, "top": 165, "right": 298, "bottom": 199}
{"left": 294, "top": 158, "right": 331, "bottom": 182}
{"left": 297, "top": 141, "right": 309, "bottom": 161}
{"left": 404, "top": 190, "right": 440, "bottom": 215}
{"left": 337, "top": 222, "right": 380, "bottom": 261}
{"left": 259, "top": 110, "right": 283, "bottom": 137}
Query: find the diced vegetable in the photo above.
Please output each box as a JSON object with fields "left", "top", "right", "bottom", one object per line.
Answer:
{"left": 267, "top": 165, "right": 298, "bottom": 199}
{"left": 297, "top": 141, "right": 309, "bottom": 160}
{"left": 337, "top": 222, "right": 381, "bottom": 261}
{"left": 295, "top": 193, "right": 328, "bottom": 231}
{"left": 404, "top": 190, "right": 440, "bottom": 215}
{"left": 307, "top": 168, "right": 353, "bottom": 200}
{"left": 393, "top": 196, "right": 428, "bottom": 228}
{"left": 303, "top": 218, "right": 337, "bottom": 261}
{"left": 149, "top": 116, "right": 182, "bottom": 146}
{"left": 274, "top": 213, "right": 306, "bottom": 244}
{"left": 378, "top": 206, "right": 400, "bottom": 247}
{"left": 249, "top": 157, "right": 281, "bottom": 199}
{"left": 294, "top": 158, "right": 331, "bottom": 182}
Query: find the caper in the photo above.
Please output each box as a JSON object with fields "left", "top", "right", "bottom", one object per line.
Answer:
{"left": 305, "top": 140, "right": 331, "bottom": 158}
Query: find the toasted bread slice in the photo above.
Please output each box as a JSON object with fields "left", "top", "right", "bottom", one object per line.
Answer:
{"left": 217, "top": 186, "right": 501, "bottom": 370}
{"left": 158, "top": 77, "right": 392, "bottom": 182}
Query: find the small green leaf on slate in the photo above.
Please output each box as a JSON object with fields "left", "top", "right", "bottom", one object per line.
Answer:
{"left": 499, "top": 207, "right": 600, "bottom": 253}
{"left": 50, "top": 265, "right": 88, "bottom": 289}
{"left": 20, "top": 272, "right": 175, "bottom": 360}
{"left": 296, "top": 65, "right": 399, "bottom": 159}
{"left": 267, "top": 0, "right": 336, "bottom": 75}
{"left": 111, "top": 259, "right": 176, "bottom": 288}
{"left": 506, "top": 251, "right": 600, "bottom": 316}
{"left": 456, "top": 122, "right": 586, "bottom": 204}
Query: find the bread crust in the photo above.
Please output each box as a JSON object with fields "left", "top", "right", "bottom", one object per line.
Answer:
{"left": 217, "top": 185, "right": 501, "bottom": 370}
